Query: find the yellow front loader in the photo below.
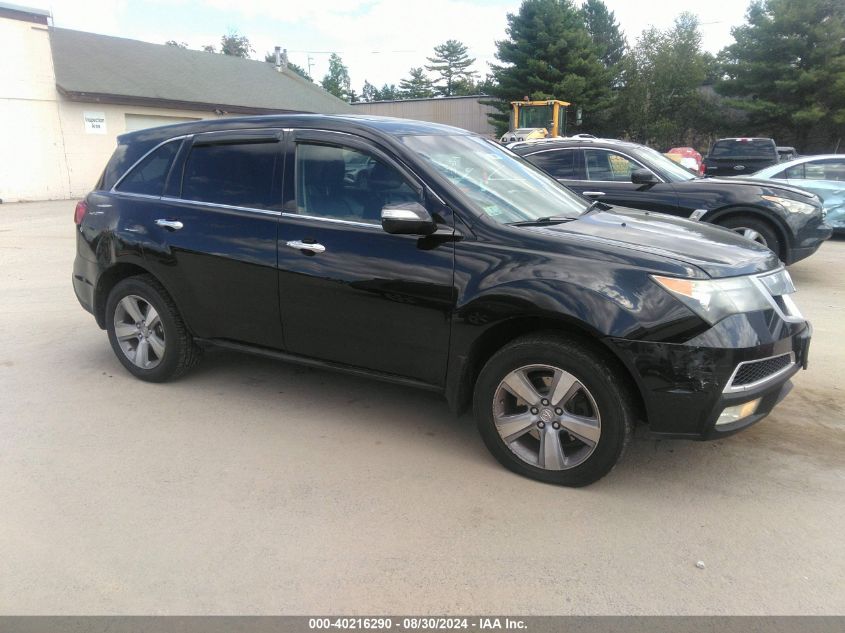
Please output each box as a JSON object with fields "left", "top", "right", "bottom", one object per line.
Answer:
{"left": 499, "top": 99, "right": 570, "bottom": 144}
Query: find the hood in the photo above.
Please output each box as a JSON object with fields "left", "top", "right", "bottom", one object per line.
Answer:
{"left": 705, "top": 177, "right": 818, "bottom": 200}
{"left": 530, "top": 208, "right": 779, "bottom": 278}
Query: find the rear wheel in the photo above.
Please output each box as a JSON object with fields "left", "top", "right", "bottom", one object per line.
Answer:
{"left": 105, "top": 275, "right": 201, "bottom": 382}
{"left": 718, "top": 215, "right": 782, "bottom": 258}
{"left": 473, "top": 334, "right": 633, "bottom": 487}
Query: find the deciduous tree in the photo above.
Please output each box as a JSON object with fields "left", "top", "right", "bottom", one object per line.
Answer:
{"left": 615, "top": 13, "right": 717, "bottom": 148}
{"left": 219, "top": 30, "right": 254, "bottom": 58}
{"left": 263, "top": 52, "right": 312, "bottom": 81}
{"left": 321, "top": 53, "right": 352, "bottom": 101}
{"left": 361, "top": 80, "right": 379, "bottom": 102}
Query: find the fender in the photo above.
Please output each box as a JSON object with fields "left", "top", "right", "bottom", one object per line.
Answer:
{"left": 91, "top": 236, "right": 195, "bottom": 335}
{"left": 700, "top": 205, "right": 792, "bottom": 249}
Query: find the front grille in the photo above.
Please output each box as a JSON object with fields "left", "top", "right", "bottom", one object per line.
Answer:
{"left": 730, "top": 353, "right": 793, "bottom": 388}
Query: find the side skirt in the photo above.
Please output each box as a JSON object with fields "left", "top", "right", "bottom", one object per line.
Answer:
{"left": 196, "top": 338, "right": 444, "bottom": 394}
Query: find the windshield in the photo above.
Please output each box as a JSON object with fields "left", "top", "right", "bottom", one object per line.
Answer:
{"left": 400, "top": 134, "right": 588, "bottom": 224}
{"left": 635, "top": 145, "right": 698, "bottom": 182}
{"left": 518, "top": 105, "right": 552, "bottom": 130}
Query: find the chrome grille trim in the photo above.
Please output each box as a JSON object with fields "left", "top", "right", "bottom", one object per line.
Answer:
{"left": 724, "top": 352, "right": 796, "bottom": 393}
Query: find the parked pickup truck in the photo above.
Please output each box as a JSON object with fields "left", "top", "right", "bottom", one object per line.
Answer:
{"left": 703, "top": 137, "right": 779, "bottom": 177}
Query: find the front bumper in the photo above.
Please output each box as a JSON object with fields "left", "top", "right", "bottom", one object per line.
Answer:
{"left": 607, "top": 318, "right": 811, "bottom": 439}
{"left": 786, "top": 221, "right": 832, "bottom": 265}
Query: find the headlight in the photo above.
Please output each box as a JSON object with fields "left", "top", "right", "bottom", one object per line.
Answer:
{"left": 652, "top": 275, "right": 772, "bottom": 325}
{"left": 762, "top": 195, "right": 817, "bottom": 215}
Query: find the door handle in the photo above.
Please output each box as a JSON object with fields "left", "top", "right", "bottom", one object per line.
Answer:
{"left": 582, "top": 191, "right": 606, "bottom": 197}
{"left": 155, "top": 219, "right": 184, "bottom": 231}
{"left": 286, "top": 240, "right": 326, "bottom": 254}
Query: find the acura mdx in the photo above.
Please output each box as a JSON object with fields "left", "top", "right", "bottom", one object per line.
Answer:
{"left": 73, "top": 115, "right": 812, "bottom": 486}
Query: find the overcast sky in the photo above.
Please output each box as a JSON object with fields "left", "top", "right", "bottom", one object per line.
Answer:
{"left": 44, "top": 0, "right": 751, "bottom": 90}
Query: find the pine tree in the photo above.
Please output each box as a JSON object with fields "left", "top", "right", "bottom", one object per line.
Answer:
{"left": 581, "top": 0, "right": 626, "bottom": 82}
{"left": 399, "top": 68, "right": 436, "bottom": 98}
{"left": 426, "top": 40, "right": 477, "bottom": 96}
{"left": 487, "top": 0, "right": 613, "bottom": 134}
{"left": 377, "top": 84, "right": 400, "bottom": 101}
{"left": 717, "top": 0, "right": 845, "bottom": 150}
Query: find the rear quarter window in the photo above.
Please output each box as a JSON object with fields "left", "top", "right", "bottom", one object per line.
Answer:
{"left": 114, "top": 141, "right": 181, "bottom": 196}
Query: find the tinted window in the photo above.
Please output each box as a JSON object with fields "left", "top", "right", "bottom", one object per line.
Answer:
{"left": 710, "top": 139, "right": 777, "bottom": 159}
{"left": 782, "top": 164, "right": 805, "bottom": 179}
{"left": 528, "top": 149, "right": 579, "bottom": 179}
{"left": 296, "top": 143, "right": 418, "bottom": 224}
{"left": 182, "top": 141, "right": 279, "bottom": 209}
{"left": 804, "top": 159, "right": 845, "bottom": 181}
{"left": 584, "top": 149, "right": 641, "bottom": 182}
{"left": 116, "top": 141, "right": 179, "bottom": 195}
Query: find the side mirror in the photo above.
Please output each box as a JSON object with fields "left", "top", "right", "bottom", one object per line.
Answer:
{"left": 381, "top": 202, "right": 436, "bottom": 236}
{"left": 631, "top": 168, "right": 659, "bottom": 185}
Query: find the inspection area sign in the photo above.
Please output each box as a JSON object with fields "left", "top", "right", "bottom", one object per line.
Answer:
{"left": 83, "top": 111, "right": 106, "bottom": 134}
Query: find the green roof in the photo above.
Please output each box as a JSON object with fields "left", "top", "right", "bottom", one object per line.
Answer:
{"left": 50, "top": 27, "right": 353, "bottom": 115}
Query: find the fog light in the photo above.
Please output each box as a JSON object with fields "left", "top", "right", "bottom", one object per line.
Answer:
{"left": 716, "top": 398, "right": 761, "bottom": 426}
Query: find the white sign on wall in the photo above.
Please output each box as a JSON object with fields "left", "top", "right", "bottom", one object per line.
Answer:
{"left": 83, "top": 111, "right": 107, "bottom": 134}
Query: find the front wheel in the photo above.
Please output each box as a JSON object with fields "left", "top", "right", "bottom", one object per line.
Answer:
{"left": 473, "top": 334, "right": 633, "bottom": 487}
{"left": 105, "top": 274, "right": 201, "bottom": 382}
{"left": 717, "top": 215, "right": 782, "bottom": 259}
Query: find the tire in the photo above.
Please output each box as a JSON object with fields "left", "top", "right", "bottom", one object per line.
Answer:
{"left": 105, "top": 274, "right": 201, "bottom": 382}
{"left": 473, "top": 333, "right": 633, "bottom": 487}
{"left": 717, "top": 215, "right": 782, "bottom": 259}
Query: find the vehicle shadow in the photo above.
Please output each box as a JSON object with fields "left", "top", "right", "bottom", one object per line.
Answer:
{"left": 180, "top": 348, "right": 842, "bottom": 492}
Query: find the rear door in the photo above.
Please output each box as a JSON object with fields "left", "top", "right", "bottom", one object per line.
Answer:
{"left": 142, "top": 129, "right": 285, "bottom": 348}
{"left": 275, "top": 129, "right": 456, "bottom": 386}
{"left": 535, "top": 147, "right": 680, "bottom": 213}
{"left": 522, "top": 146, "right": 583, "bottom": 182}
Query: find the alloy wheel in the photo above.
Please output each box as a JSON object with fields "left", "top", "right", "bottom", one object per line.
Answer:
{"left": 731, "top": 226, "right": 768, "bottom": 246}
{"left": 492, "top": 364, "right": 601, "bottom": 470}
{"left": 113, "top": 294, "right": 166, "bottom": 369}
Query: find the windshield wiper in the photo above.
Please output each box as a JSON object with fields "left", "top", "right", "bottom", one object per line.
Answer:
{"left": 507, "top": 216, "right": 576, "bottom": 227}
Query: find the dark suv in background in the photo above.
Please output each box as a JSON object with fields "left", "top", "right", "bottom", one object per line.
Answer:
{"left": 509, "top": 137, "right": 830, "bottom": 264}
{"left": 702, "top": 137, "right": 779, "bottom": 177}
{"left": 74, "top": 115, "right": 812, "bottom": 486}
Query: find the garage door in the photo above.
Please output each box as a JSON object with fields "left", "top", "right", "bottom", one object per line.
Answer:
{"left": 124, "top": 114, "right": 201, "bottom": 132}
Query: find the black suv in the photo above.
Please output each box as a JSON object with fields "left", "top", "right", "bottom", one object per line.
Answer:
{"left": 509, "top": 137, "right": 830, "bottom": 264}
{"left": 703, "top": 137, "right": 779, "bottom": 177}
{"left": 74, "top": 115, "right": 811, "bottom": 486}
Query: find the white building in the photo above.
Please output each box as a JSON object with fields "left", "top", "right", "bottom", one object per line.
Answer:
{"left": 0, "top": 2, "right": 352, "bottom": 202}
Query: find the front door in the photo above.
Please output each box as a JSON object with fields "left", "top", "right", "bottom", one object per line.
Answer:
{"left": 276, "top": 130, "right": 456, "bottom": 386}
{"left": 564, "top": 148, "right": 680, "bottom": 214}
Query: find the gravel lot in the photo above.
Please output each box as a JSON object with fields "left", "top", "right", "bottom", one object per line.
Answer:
{"left": 1, "top": 199, "right": 843, "bottom": 615}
